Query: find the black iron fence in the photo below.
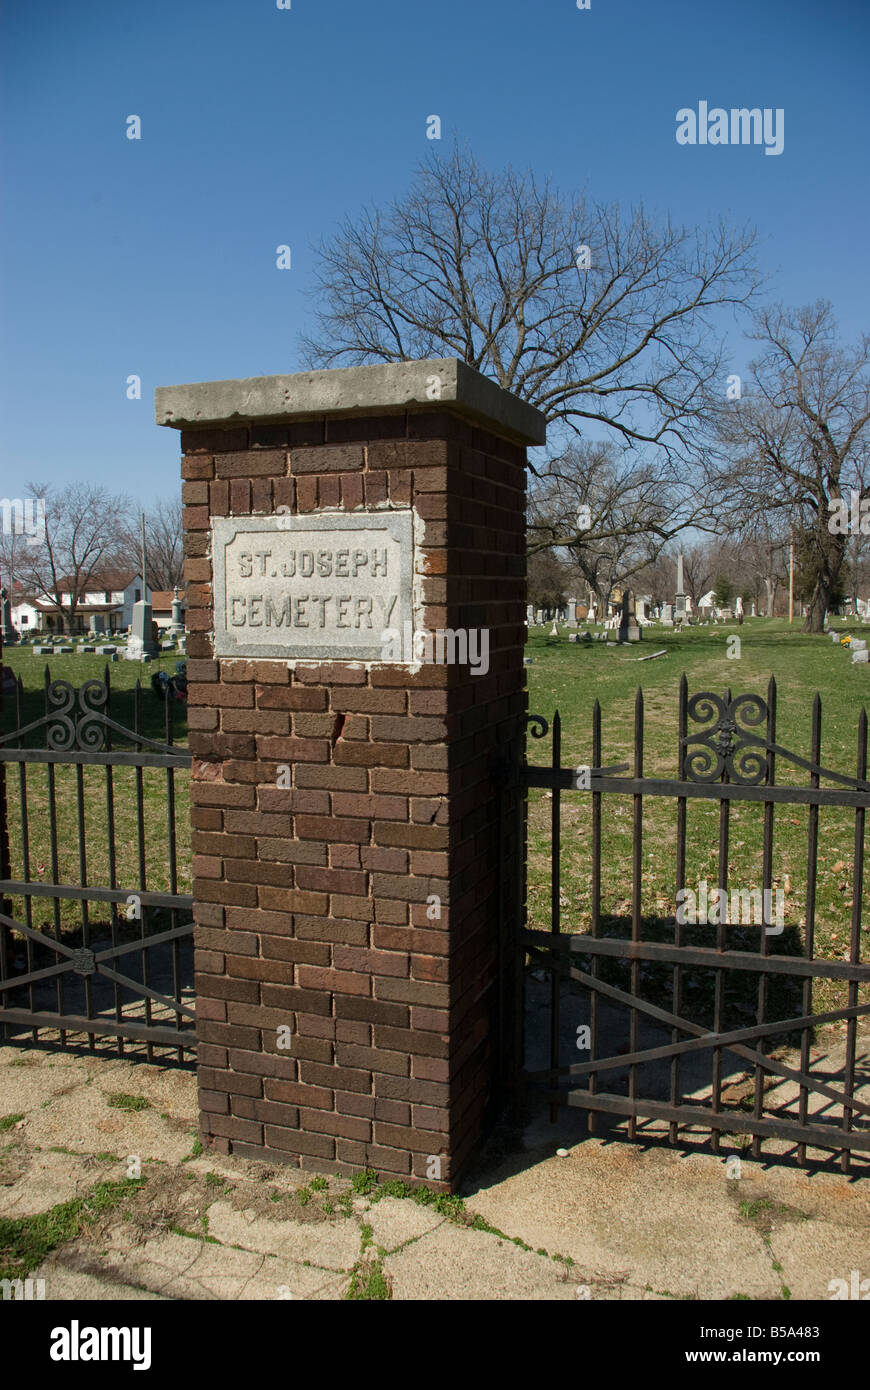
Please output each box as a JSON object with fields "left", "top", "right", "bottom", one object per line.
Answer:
{"left": 516, "top": 677, "right": 870, "bottom": 1172}
{"left": 0, "top": 669, "right": 195, "bottom": 1061}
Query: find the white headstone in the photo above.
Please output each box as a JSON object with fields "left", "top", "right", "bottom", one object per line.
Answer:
{"left": 125, "top": 600, "right": 159, "bottom": 661}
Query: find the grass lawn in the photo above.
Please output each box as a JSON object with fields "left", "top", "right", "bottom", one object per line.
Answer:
{"left": 523, "top": 617, "right": 869, "bottom": 1018}
{"left": 0, "top": 649, "right": 191, "bottom": 938}
{"left": 1, "top": 620, "right": 867, "bottom": 1020}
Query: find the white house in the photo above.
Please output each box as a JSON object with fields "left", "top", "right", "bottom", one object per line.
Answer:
{"left": 9, "top": 595, "right": 42, "bottom": 634}
{"left": 10, "top": 572, "right": 151, "bottom": 636}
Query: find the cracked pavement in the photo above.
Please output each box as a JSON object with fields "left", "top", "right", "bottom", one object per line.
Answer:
{"left": 1, "top": 1041, "right": 868, "bottom": 1300}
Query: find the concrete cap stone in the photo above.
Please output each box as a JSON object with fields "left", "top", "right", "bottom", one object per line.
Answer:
{"left": 155, "top": 358, "right": 547, "bottom": 446}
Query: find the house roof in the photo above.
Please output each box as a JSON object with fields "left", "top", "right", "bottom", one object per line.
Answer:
{"left": 97, "top": 571, "right": 141, "bottom": 591}
{"left": 34, "top": 600, "right": 120, "bottom": 614}
{"left": 49, "top": 571, "right": 142, "bottom": 595}
{"left": 150, "top": 590, "right": 186, "bottom": 611}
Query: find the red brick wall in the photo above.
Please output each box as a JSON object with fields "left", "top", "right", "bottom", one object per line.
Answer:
{"left": 181, "top": 409, "right": 527, "bottom": 1189}
{"left": 0, "top": 634, "right": 11, "bottom": 969}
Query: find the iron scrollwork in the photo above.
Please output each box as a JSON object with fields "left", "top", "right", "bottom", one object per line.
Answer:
{"left": 44, "top": 680, "right": 76, "bottom": 750}
{"left": 45, "top": 679, "right": 109, "bottom": 752}
{"left": 683, "top": 691, "right": 770, "bottom": 785}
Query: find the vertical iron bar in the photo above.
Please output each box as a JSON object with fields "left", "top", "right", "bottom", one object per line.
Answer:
{"left": 670, "top": 673, "right": 688, "bottom": 1144}
{"left": 45, "top": 666, "right": 64, "bottom": 1045}
{"left": 75, "top": 760, "right": 94, "bottom": 1047}
{"left": 133, "top": 679, "right": 153, "bottom": 1062}
{"left": 104, "top": 666, "right": 123, "bottom": 1056}
{"left": 17, "top": 720, "right": 35, "bottom": 1037}
{"left": 711, "top": 686, "right": 732, "bottom": 1156}
{"left": 549, "top": 711, "right": 562, "bottom": 1122}
{"left": 628, "top": 688, "right": 643, "bottom": 1141}
{"left": 798, "top": 694, "right": 821, "bottom": 1164}
{"left": 166, "top": 682, "right": 182, "bottom": 1061}
{"left": 752, "top": 676, "right": 777, "bottom": 1160}
{"left": 0, "top": 678, "right": 25, "bottom": 1043}
{"left": 588, "top": 699, "right": 602, "bottom": 1133}
{"left": 46, "top": 781, "right": 64, "bottom": 1045}
{"left": 512, "top": 722, "right": 527, "bottom": 1128}
{"left": 841, "top": 708, "right": 867, "bottom": 1173}
{"left": 496, "top": 747, "right": 507, "bottom": 1101}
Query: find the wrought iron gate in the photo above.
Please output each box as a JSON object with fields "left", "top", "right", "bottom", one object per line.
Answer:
{"left": 515, "top": 678, "right": 870, "bottom": 1172}
{"left": 0, "top": 670, "right": 195, "bottom": 1060}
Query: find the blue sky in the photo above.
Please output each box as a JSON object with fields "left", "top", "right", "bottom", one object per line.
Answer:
{"left": 1, "top": 0, "right": 867, "bottom": 503}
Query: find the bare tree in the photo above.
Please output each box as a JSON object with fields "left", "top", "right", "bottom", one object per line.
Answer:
{"left": 737, "top": 524, "right": 790, "bottom": 616}
{"left": 714, "top": 303, "right": 870, "bottom": 632}
{"left": 9, "top": 483, "right": 131, "bottom": 634}
{"left": 0, "top": 524, "right": 35, "bottom": 596}
{"left": 117, "top": 498, "right": 184, "bottom": 592}
{"left": 680, "top": 544, "right": 715, "bottom": 607}
{"left": 632, "top": 551, "right": 674, "bottom": 609}
{"left": 843, "top": 443, "right": 870, "bottom": 614}
{"left": 302, "top": 142, "right": 761, "bottom": 542}
{"left": 527, "top": 548, "right": 572, "bottom": 612}
{"left": 527, "top": 442, "right": 705, "bottom": 612}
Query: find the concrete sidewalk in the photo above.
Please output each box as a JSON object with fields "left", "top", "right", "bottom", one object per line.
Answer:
{"left": 1, "top": 1042, "right": 868, "bottom": 1301}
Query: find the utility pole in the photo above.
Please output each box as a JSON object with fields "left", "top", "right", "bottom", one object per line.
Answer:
{"left": 140, "top": 511, "right": 147, "bottom": 597}
{"left": 788, "top": 530, "right": 795, "bottom": 624}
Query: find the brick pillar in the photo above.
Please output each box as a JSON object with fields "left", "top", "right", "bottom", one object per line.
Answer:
{"left": 156, "top": 359, "right": 546, "bottom": 1190}
{"left": 0, "top": 632, "right": 10, "bottom": 972}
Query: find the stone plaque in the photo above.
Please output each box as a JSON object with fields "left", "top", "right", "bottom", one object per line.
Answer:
{"left": 211, "top": 513, "right": 414, "bottom": 660}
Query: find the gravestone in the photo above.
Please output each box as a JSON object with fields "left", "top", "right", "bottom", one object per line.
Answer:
{"left": 168, "top": 586, "right": 186, "bottom": 637}
{"left": 675, "top": 554, "right": 687, "bottom": 620}
{"left": 0, "top": 589, "right": 18, "bottom": 646}
{"left": 618, "top": 589, "right": 641, "bottom": 642}
{"left": 125, "top": 599, "right": 159, "bottom": 661}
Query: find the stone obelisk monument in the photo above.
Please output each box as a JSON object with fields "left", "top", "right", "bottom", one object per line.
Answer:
{"left": 126, "top": 512, "right": 159, "bottom": 661}
{"left": 675, "top": 553, "right": 687, "bottom": 622}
